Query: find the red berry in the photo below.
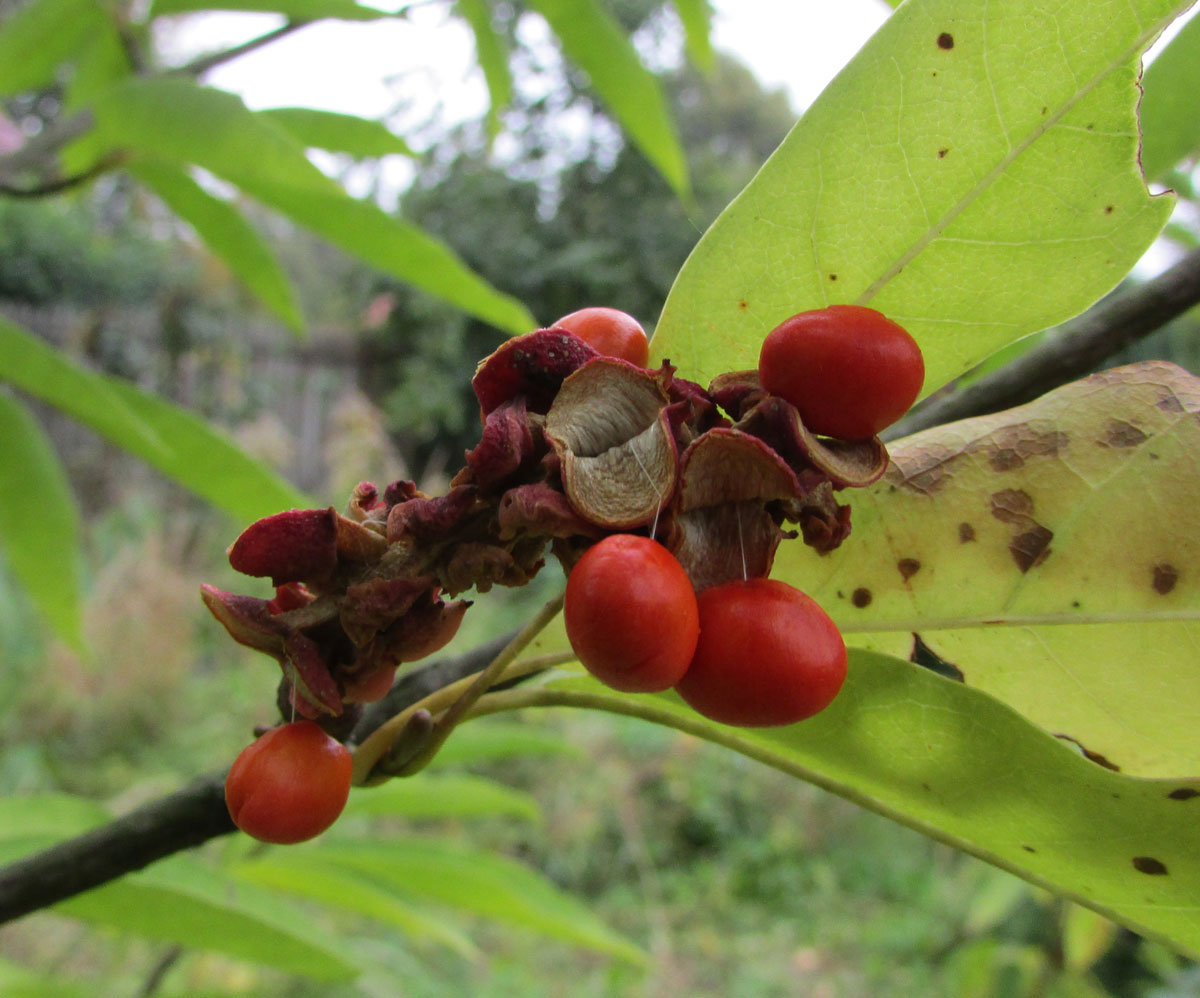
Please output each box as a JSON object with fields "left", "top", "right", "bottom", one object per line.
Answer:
{"left": 564, "top": 535, "right": 699, "bottom": 693}
{"left": 225, "top": 721, "right": 353, "bottom": 844}
{"left": 758, "top": 305, "right": 924, "bottom": 439}
{"left": 553, "top": 307, "right": 650, "bottom": 367}
{"left": 675, "top": 578, "right": 846, "bottom": 727}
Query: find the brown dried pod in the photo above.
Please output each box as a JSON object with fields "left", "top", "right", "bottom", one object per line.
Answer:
{"left": 472, "top": 329, "right": 599, "bottom": 416}
{"left": 545, "top": 358, "right": 679, "bottom": 530}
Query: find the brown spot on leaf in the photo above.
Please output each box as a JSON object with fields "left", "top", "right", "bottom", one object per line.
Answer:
{"left": 1168, "top": 788, "right": 1200, "bottom": 800}
{"left": 737, "top": 299, "right": 749, "bottom": 310}
{"left": 1104, "top": 205, "right": 1114, "bottom": 214}
{"left": 828, "top": 273, "right": 838, "bottom": 281}
{"left": 971, "top": 425, "right": 1067, "bottom": 470}
{"left": 990, "top": 488, "right": 1035, "bottom": 524}
{"left": 1010, "top": 526, "right": 1053, "bottom": 573}
{"left": 937, "top": 32, "right": 954, "bottom": 49}
{"left": 958, "top": 522, "right": 976, "bottom": 543}
{"left": 898, "top": 558, "right": 921, "bottom": 581}
{"left": 938, "top": 148, "right": 949, "bottom": 158}
{"left": 851, "top": 587, "right": 872, "bottom": 608}
{"left": 1041, "top": 106, "right": 1048, "bottom": 115}
{"left": 1156, "top": 393, "right": 1185, "bottom": 413}
{"left": 1055, "top": 734, "right": 1120, "bottom": 771}
{"left": 1102, "top": 419, "right": 1148, "bottom": 448}
{"left": 1132, "top": 857, "right": 1168, "bottom": 875}
{"left": 1153, "top": 563, "right": 1178, "bottom": 595}
{"left": 910, "top": 633, "right": 964, "bottom": 681}
{"left": 1023, "top": 844, "right": 1037, "bottom": 853}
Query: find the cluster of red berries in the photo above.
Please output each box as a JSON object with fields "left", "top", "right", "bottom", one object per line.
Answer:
{"left": 562, "top": 303, "right": 923, "bottom": 727}
{"left": 223, "top": 302, "right": 923, "bottom": 842}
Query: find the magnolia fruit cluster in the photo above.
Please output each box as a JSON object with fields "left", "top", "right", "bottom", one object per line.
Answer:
{"left": 207, "top": 303, "right": 922, "bottom": 835}
{"left": 562, "top": 305, "right": 923, "bottom": 726}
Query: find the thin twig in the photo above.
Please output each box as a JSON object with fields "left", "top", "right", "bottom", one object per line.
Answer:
{"left": 888, "top": 245, "right": 1200, "bottom": 439}
{"left": 173, "top": 21, "right": 311, "bottom": 78}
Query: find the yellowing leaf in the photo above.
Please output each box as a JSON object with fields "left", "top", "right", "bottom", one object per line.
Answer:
{"left": 774, "top": 361, "right": 1200, "bottom": 778}
{"left": 652, "top": 0, "right": 1185, "bottom": 393}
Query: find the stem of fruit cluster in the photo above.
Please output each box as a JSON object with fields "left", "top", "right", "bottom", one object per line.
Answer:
{"left": 351, "top": 593, "right": 566, "bottom": 784}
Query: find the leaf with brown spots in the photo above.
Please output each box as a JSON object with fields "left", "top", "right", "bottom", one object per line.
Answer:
{"left": 770, "top": 362, "right": 1200, "bottom": 778}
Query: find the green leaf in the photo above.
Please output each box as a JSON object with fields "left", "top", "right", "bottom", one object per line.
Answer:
{"left": 652, "top": 0, "right": 1184, "bottom": 392}
{"left": 0, "top": 0, "right": 107, "bottom": 97}
{"left": 311, "top": 837, "right": 648, "bottom": 964}
{"left": 0, "top": 958, "right": 92, "bottom": 998}
{"left": 341, "top": 774, "right": 542, "bottom": 823}
{"left": 232, "top": 853, "right": 479, "bottom": 957}
{"left": 454, "top": 0, "right": 513, "bottom": 138}
{"left": 1138, "top": 11, "right": 1200, "bottom": 181}
{"left": 521, "top": 663, "right": 1200, "bottom": 961}
{"left": 0, "top": 794, "right": 109, "bottom": 840}
{"left": 61, "top": 13, "right": 131, "bottom": 112}
{"left": 148, "top": 0, "right": 388, "bottom": 19}
{"left": 434, "top": 718, "right": 584, "bottom": 767}
{"left": 0, "top": 394, "right": 84, "bottom": 652}
{"left": 0, "top": 317, "right": 168, "bottom": 465}
{"left": 82, "top": 77, "right": 535, "bottom": 333}
{"left": 671, "top": 0, "right": 714, "bottom": 71}
{"left": 256, "top": 107, "right": 416, "bottom": 158}
{"left": 0, "top": 316, "right": 308, "bottom": 522}
{"left": 129, "top": 160, "right": 305, "bottom": 333}
{"left": 57, "top": 855, "right": 359, "bottom": 980}
{"left": 775, "top": 361, "right": 1200, "bottom": 779}
{"left": 99, "top": 374, "right": 312, "bottom": 523}
{"left": 525, "top": 0, "right": 690, "bottom": 199}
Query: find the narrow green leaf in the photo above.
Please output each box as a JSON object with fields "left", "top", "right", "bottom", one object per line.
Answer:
{"left": 341, "top": 774, "right": 542, "bottom": 823}
{"left": 233, "top": 854, "right": 479, "bottom": 957}
{"left": 528, "top": 664, "right": 1200, "bottom": 961}
{"left": 454, "top": 0, "right": 513, "bottom": 137}
{"left": 256, "top": 107, "right": 416, "bottom": 158}
{"left": 61, "top": 12, "right": 130, "bottom": 112}
{"left": 313, "top": 838, "right": 648, "bottom": 964}
{"left": 434, "top": 718, "right": 585, "bottom": 767}
{"left": 57, "top": 855, "right": 359, "bottom": 980}
{"left": 775, "top": 361, "right": 1200, "bottom": 778}
{"left": 0, "top": 0, "right": 105, "bottom": 97}
{"left": 0, "top": 395, "right": 84, "bottom": 652}
{"left": 1138, "top": 11, "right": 1200, "bottom": 181}
{"left": 148, "top": 0, "right": 388, "bottom": 19}
{"left": 0, "top": 958, "right": 92, "bottom": 998}
{"left": 83, "top": 77, "right": 535, "bottom": 333}
{"left": 0, "top": 316, "right": 165, "bottom": 460}
{"left": 671, "top": 0, "right": 714, "bottom": 71}
{"left": 130, "top": 160, "right": 305, "bottom": 333}
{"left": 652, "top": 0, "right": 1186, "bottom": 393}
{"left": 525, "top": 0, "right": 690, "bottom": 199}
{"left": 99, "top": 374, "right": 312, "bottom": 523}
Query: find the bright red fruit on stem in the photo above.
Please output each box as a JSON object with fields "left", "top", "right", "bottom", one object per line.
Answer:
{"left": 758, "top": 305, "right": 924, "bottom": 439}
{"left": 675, "top": 578, "right": 847, "bottom": 727}
{"left": 565, "top": 534, "right": 699, "bottom": 692}
{"left": 225, "top": 721, "right": 353, "bottom": 844}
{"left": 553, "top": 307, "right": 650, "bottom": 367}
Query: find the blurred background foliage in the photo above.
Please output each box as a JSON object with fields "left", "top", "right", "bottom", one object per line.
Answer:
{"left": 2, "top": 0, "right": 1200, "bottom": 994}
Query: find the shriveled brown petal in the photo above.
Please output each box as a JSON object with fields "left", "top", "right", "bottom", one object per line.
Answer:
{"left": 545, "top": 358, "right": 678, "bottom": 530}
{"left": 473, "top": 329, "right": 599, "bottom": 416}
{"left": 348, "top": 481, "right": 383, "bottom": 518}
{"left": 669, "top": 428, "right": 806, "bottom": 591}
{"left": 440, "top": 542, "right": 526, "bottom": 594}
{"left": 340, "top": 576, "right": 435, "bottom": 646}
{"left": 497, "top": 482, "right": 602, "bottom": 540}
{"left": 382, "top": 479, "right": 425, "bottom": 509}
{"left": 735, "top": 395, "right": 890, "bottom": 488}
{"left": 463, "top": 397, "right": 539, "bottom": 491}
{"left": 283, "top": 629, "right": 344, "bottom": 716}
{"left": 780, "top": 481, "right": 853, "bottom": 554}
{"left": 387, "top": 485, "right": 479, "bottom": 544}
{"left": 227, "top": 508, "right": 339, "bottom": 586}
{"left": 335, "top": 512, "right": 388, "bottom": 562}
{"left": 708, "top": 370, "right": 767, "bottom": 421}
{"left": 200, "top": 585, "right": 286, "bottom": 656}
{"left": 378, "top": 594, "right": 470, "bottom": 664}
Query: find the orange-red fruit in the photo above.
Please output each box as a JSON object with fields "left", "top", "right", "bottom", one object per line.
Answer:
{"left": 758, "top": 305, "right": 924, "bottom": 439}
{"left": 564, "top": 534, "right": 699, "bottom": 692}
{"left": 675, "top": 578, "right": 847, "bottom": 727}
{"left": 553, "top": 307, "right": 650, "bottom": 367}
{"left": 225, "top": 721, "right": 353, "bottom": 844}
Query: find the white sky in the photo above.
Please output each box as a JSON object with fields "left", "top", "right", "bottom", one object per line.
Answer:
{"left": 182, "top": 2, "right": 889, "bottom": 124}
